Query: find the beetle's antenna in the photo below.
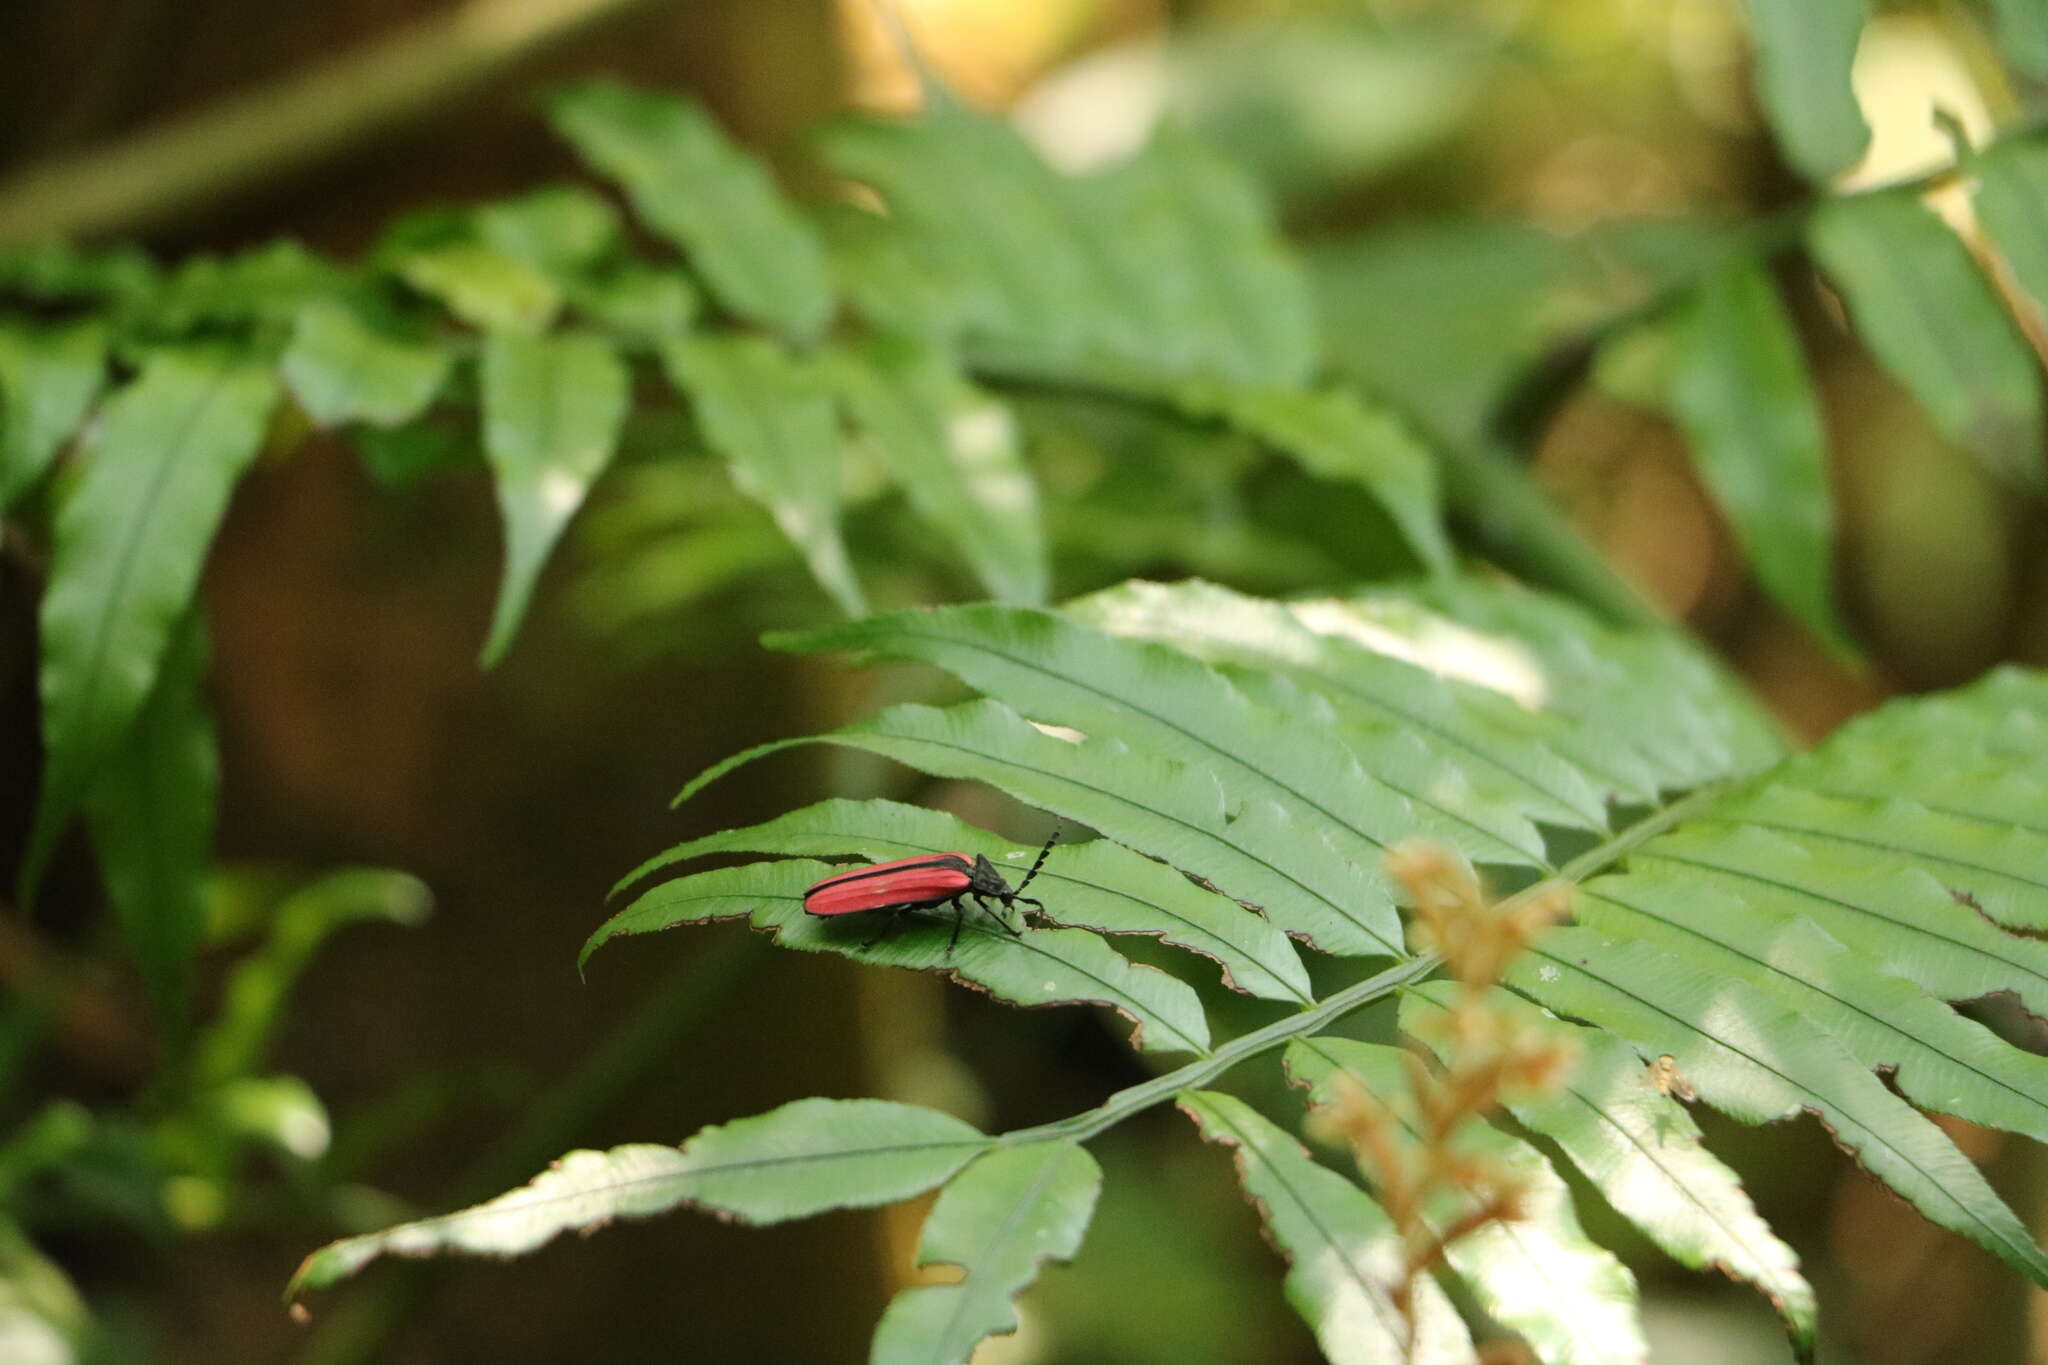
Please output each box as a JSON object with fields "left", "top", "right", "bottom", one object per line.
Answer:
{"left": 1013, "top": 830, "right": 1060, "bottom": 898}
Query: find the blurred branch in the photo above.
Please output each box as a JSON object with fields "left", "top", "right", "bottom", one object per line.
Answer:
{"left": 0, "top": 0, "right": 691, "bottom": 247}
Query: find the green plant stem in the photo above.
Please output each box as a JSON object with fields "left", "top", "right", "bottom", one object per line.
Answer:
{"left": 1554, "top": 779, "right": 1740, "bottom": 886}
{"left": 987, "top": 759, "right": 1746, "bottom": 1151}
{"left": 290, "top": 931, "right": 766, "bottom": 1365}
{"left": 999, "top": 951, "right": 1443, "bottom": 1148}
{"left": 0, "top": 0, "right": 689, "bottom": 247}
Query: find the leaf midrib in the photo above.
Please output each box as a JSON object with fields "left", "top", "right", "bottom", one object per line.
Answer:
{"left": 322, "top": 1137, "right": 994, "bottom": 1245}
{"left": 65, "top": 361, "right": 235, "bottom": 777}
{"left": 928, "top": 1147, "right": 1072, "bottom": 1353}
{"left": 1194, "top": 1097, "right": 1413, "bottom": 1345}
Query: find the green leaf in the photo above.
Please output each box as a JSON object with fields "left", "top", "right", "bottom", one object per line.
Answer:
{"left": 1777, "top": 753, "right": 2048, "bottom": 920}
{"left": 1780, "top": 662, "right": 2046, "bottom": 767}
{"left": 1577, "top": 871, "right": 2048, "bottom": 1149}
{"left": 473, "top": 185, "right": 621, "bottom": 279}
{"left": 870, "top": 1142, "right": 1101, "bottom": 1365}
{"left": 777, "top": 605, "right": 1545, "bottom": 876}
{"left": 0, "top": 1103, "right": 93, "bottom": 1199}
{"left": 79, "top": 610, "right": 215, "bottom": 1036}
{"left": 1985, "top": 0, "right": 2048, "bottom": 77}
{"left": 0, "top": 321, "right": 104, "bottom": 512}
{"left": 279, "top": 300, "right": 450, "bottom": 430}
{"left": 1667, "top": 259, "right": 1850, "bottom": 654}
{"left": 570, "top": 264, "right": 699, "bottom": 344}
{"left": 586, "top": 859, "right": 1211, "bottom": 1057}
{"left": 1098, "top": 132, "right": 1319, "bottom": 386}
{"left": 1808, "top": 190, "right": 2043, "bottom": 489}
{"left": 1761, "top": 665, "right": 2048, "bottom": 931}
{"left": 1310, "top": 219, "right": 1584, "bottom": 445}
{"left": 819, "top": 202, "right": 967, "bottom": 344}
{"left": 828, "top": 336, "right": 1047, "bottom": 605}
{"left": 1631, "top": 819, "right": 2048, "bottom": 1020}
{"left": 819, "top": 108, "right": 1314, "bottom": 386}
{"left": 290, "top": 1098, "right": 990, "bottom": 1299}
{"left": 1401, "top": 984, "right": 1816, "bottom": 1351}
{"left": 660, "top": 335, "right": 865, "bottom": 617}
{"left": 148, "top": 240, "right": 349, "bottom": 331}
{"left": 1699, "top": 780, "right": 2048, "bottom": 934}
{"left": 354, "top": 422, "right": 473, "bottom": 488}
{"left": 22, "top": 351, "right": 278, "bottom": 902}
{"left": 1512, "top": 928, "right": 2048, "bottom": 1286}
{"left": 1393, "top": 576, "right": 1786, "bottom": 793}
{"left": 548, "top": 81, "right": 833, "bottom": 340}
{"left": 818, "top": 111, "right": 1097, "bottom": 377}
{"left": 1740, "top": 0, "right": 1871, "bottom": 180}
{"left": 477, "top": 331, "right": 631, "bottom": 666}
{"left": 1178, "top": 1090, "right": 1476, "bottom": 1365}
{"left": 1972, "top": 137, "right": 2048, "bottom": 331}
{"left": 158, "top": 1073, "right": 334, "bottom": 1181}
{"left": 0, "top": 1219, "right": 89, "bottom": 1365}
{"left": 615, "top": 797, "right": 1312, "bottom": 1003}
{"left": 0, "top": 239, "right": 159, "bottom": 306}
{"left": 1173, "top": 381, "right": 1449, "bottom": 573}
{"left": 1286, "top": 1038, "right": 1647, "bottom": 1365}
{"left": 1067, "top": 579, "right": 1610, "bottom": 830}
{"left": 398, "top": 242, "right": 560, "bottom": 335}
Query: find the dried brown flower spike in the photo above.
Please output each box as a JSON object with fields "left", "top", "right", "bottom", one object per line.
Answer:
{"left": 1310, "top": 843, "right": 1578, "bottom": 1360}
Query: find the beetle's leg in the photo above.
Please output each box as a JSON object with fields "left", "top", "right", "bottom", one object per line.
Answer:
{"left": 857, "top": 906, "right": 913, "bottom": 951}
{"left": 977, "top": 895, "right": 1023, "bottom": 937}
{"left": 947, "top": 897, "right": 967, "bottom": 955}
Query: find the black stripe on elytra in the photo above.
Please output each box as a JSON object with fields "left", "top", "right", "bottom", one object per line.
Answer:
{"left": 811, "top": 856, "right": 973, "bottom": 891}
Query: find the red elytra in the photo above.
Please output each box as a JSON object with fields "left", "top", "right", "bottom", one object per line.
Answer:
{"left": 803, "top": 855, "right": 977, "bottom": 916}
{"left": 803, "top": 832, "right": 1059, "bottom": 953}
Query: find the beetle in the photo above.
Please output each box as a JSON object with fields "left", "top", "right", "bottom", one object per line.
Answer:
{"left": 803, "top": 831, "right": 1060, "bottom": 953}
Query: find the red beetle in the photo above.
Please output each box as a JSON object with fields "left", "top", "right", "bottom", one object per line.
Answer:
{"left": 803, "top": 832, "right": 1059, "bottom": 953}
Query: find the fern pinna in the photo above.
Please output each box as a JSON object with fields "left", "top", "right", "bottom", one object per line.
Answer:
{"left": 292, "top": 576, "right": 2048, "bottom": 1362}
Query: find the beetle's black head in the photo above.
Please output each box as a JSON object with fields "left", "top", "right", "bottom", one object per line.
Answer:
{"left": 967, "top": 854, "right": 1012, "bottom": 897}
